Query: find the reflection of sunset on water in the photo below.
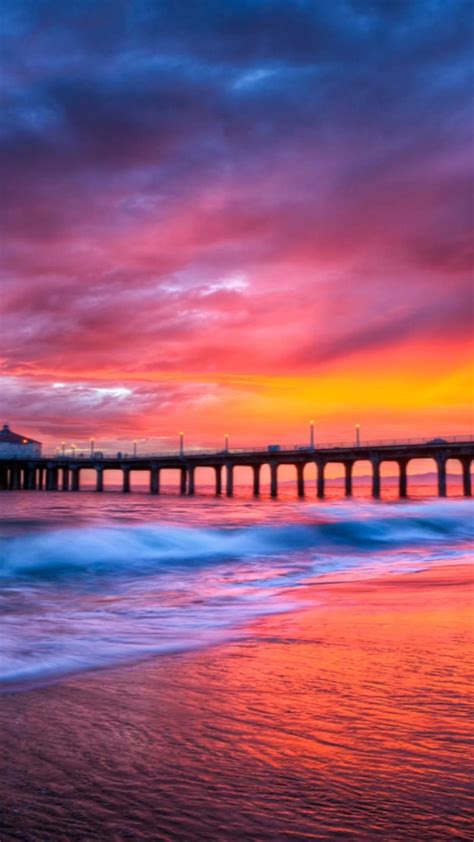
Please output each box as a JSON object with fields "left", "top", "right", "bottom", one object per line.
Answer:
{"left": 2, "top": 558, "right": 471, "bottom": 840}
{"left": 1, "top": 0, "right": 473, "bottom": 839}
{"left": 1, "top": 489, "right": 472, "bottom": 839}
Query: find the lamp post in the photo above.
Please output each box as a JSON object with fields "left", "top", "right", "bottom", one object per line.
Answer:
{"left": 90, "top": 437, "right": 95, "bottom": 458}
{"left": 61, "top": 441, "right": 66, "bottom": 456}
{"left": 355, "top": 424, "right": 360, "bottom": 447}
{"left": 71, "top": 444, "right": 76, "bottom": 458}
{"left": 133, "top": 439, "right": 137, "bottom": 457}
{"left": 224, "top": 434, "right": 229, "bottom": 452}
{"left": 310, "top": 420, "right": 315, "bottom": 449}
{"left": 179, "top": 432, "right": 184, "bottom": 456}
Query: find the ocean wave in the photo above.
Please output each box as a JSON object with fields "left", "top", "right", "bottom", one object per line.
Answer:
{"left": 0, "top": 499, "right": 471, "bottom": 583}
{"left": 0, "top": 498, "right": 472, "bottom": 689}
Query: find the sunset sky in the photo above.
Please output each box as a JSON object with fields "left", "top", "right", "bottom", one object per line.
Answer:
{"left": 1, "top": 0, "right": 473, "bottom": 451}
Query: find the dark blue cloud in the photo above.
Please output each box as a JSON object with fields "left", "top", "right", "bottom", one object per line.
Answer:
{"left": 0, "top": 0, "right": 472, "bottom": 373}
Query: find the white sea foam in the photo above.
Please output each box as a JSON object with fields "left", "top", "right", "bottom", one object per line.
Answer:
{"left": 0, "top": 497, "right": 471, "bottom": 689}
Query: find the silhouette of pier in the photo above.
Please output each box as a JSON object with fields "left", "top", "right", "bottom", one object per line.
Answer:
{"left": 1, "top": 436, "right": 473, "bottom": 498}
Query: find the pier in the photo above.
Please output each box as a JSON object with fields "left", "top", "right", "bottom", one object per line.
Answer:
{"left": 0, "top": 436, "right": 473, "bottom": 498}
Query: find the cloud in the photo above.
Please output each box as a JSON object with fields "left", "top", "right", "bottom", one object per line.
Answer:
{"left": 0, "top": 0, "right": 472, "bottom": 438}
{"left": 293, "top": 290, "right": 474, "bottom": 366}
{"left": 0, "top": 373, "right": 239, "bottom": 441}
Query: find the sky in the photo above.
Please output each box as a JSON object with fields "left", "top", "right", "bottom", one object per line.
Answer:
{"left": 1, "top": 0, "right": 473, "bottom": 452}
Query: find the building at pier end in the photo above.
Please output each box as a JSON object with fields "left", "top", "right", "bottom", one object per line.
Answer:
{"left": 0, "top": 424, "right": 42, "bottom": 458}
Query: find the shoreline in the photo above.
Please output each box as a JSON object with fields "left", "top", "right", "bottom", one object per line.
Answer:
{"left": 2, "top": 552, "right": 472, "bottom": 697}
{"left": 1, "top": 559, "right": 472, "bottom": 840}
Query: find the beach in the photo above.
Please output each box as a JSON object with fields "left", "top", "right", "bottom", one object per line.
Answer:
{"left": 0, "top": 490, "right": 472, "bottom": 841}
{"left": 3, "top": 0, "right": 472, "bottom": 835}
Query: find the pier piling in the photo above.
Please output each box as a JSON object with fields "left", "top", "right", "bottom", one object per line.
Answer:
{"left": 1, "top": 439, "right": 472, "bottom": 500}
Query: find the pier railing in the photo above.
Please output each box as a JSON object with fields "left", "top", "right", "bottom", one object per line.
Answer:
{"left": 37, "top": 433, "right": 474, "bottom": 459}
{"left": 2, "top": 435, "right": 472, "bottom": 498}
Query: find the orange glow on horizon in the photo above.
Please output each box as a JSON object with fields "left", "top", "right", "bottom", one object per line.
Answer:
{"left": 5, "top": 334, "right": 473, "bottom": 449}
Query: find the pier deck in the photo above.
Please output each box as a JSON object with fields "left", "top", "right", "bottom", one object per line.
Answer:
{"left": 1, "top": 437, "right": 473, "bottom": 498}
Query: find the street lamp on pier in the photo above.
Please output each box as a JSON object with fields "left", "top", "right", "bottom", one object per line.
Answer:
{"left": 90, "top": 437, "right": 95, "bottom": 458}
{"left": 70, "top": 444, "right": 76, "bottom": 458}
{"left": 179, "top": 432, "right": 184, "bottom": 456}
{"left": 310, "top": 420, "right": 315, "bottom": 449}
{"left": 355, "top": 424, "right": 361, "bottom": 447}
{"left": 133, "top": 439, "right": 138, "bottom": 457}
{"left": 61, "top": 441, "right": 66, "bottom": 456}
{"left": 224, "top": 434, "right": 229, "bottom": 452}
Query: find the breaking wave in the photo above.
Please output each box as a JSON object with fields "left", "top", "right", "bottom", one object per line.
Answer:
{"left": 1, "top": 499, "right": 471, "bottom": 582}
{"left": 0, "top": 498, "right": 471, "bottom": 689}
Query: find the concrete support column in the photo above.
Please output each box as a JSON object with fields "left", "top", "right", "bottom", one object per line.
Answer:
{"left": 12, "top": 467, "right": 21, "bottom": 490}
{"left": 122, "top": 468, "right": 130, "bottom": 493}
{"left": 215, "top": 466, "right": 222, "bottom": 496}
{"left": 344, "top": 462, "right": 353, "bottom": 497}
{"left": 270, "top": 463, "right": 278, "bottom": 498}
{"left": 252, "top": 464, "right": 260, "bottom": 497}
{"left": 38, "top": 467, "right": 45, "bottom": 490}
{"left": 316, "top": 461, "right": 325, "bottom": 499}
{"left": 96, "top": 468, "right": 104, "bottom": 492}
{"left": 436, "top": 456, "right": 447, "bottom": 497}
{"left": 398, "top": 460, "right": 408, "bottom": 499}
{"left": 461, "top": 458, "right": 471, "bottom": 497}
{"left": 71, "top": 468, "right": 80, "bottom": 491}
{"left": 62, "top": 466, "right": 70, "bottom": 491}
{"left": 180, "top": 467, "right": 187, "bottom": 495}
{"left": 0, "top": 466, "right": 8, "bottom": 490}
{"left": 46, "top": 466, "right": 55, "bottom": 491}
{"left": 22, "top": 468, "right": 29, "bottom": 490}
{"left": 150, "top": 466, "right": 160, "bottom": 495}
{"left": 188, "top": 466, "right": 195, "bottom": 496}
{"left": 296, "top": 463, "right": 305, "bottom": 497}
{"left": 226, "top": 464, "right": 234, "bottom": 497}
{"left": 26, "top": 466, "right": 36, "bottom": 490}
{"left": 371, "top": 458, "right": 381, "bottom": 499}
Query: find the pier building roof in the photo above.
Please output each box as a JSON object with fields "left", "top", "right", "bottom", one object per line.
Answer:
{"left": 0, "top": 424, "right": 41, "bottom": 445}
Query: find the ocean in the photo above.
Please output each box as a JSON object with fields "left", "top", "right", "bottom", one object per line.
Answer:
{"left": 0, "top": 487, "right": 472, "bottom": 839}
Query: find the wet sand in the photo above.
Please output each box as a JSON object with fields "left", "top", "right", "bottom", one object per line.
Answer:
{"left": 1, "top": 562, "right": 473, "bottom": 841}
